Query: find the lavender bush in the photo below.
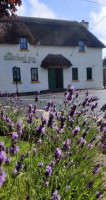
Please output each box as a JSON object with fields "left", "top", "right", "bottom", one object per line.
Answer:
{"left": 0, "top": 85, "right": 105, "bottom": 200}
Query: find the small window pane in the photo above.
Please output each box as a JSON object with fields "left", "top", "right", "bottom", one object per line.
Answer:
{"left": 13, "top": 67, "right": 21, "bottom": 82}
{"left": 20, "top": 38, "right": 27, "bottom": 49}
{"left": 72, "top": 68, "right": 78, "bottom": 80}
{"left": 31, "top": 68, "right": 38, "bottom": 81}
{"left": 87, "top": 68, "right": 92, "bottom": 79}
{"left": 32, "top": 74, "right": 35, "bottom": 81}
{"left": 23, "top": 38, "right": 26, "bottom": 43}
{"left": 79, "top": 41, "right": 85, "bottom": 51}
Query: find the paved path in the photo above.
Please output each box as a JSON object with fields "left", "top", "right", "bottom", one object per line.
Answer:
{"left": 20, "top": 89, "right": 106, "bottom": 111}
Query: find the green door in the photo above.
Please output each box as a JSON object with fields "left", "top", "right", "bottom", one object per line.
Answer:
{"left": 48, "top": 68, "right": 63, "bottom": 89}
{"left": 48, "top": 68, "right": 56, "bottom": 89}
{"left": 55, "top": 68, "right": 63, "bottom": 88}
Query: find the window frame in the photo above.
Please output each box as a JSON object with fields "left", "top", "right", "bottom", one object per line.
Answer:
{"left": 20, "top": 37, "right": 28, "bottom": 50}
{"left": 72, "top": 68, "right": 78, "bottom": 81}
{"left": 13, "top": 67, "right": 21, "bottom": 82}
{"left": 31, "top": 68, "right": 38, "bottom": 82}
{"left": 79, "top": 40, "right": 85, "bottom": 52}
{"left": 87, "top": 67, "right": 92, "bottom": 80}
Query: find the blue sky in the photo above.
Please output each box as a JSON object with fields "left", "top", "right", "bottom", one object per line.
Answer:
{"left": 17, "top": 0, "right": 106, "bottom": 58}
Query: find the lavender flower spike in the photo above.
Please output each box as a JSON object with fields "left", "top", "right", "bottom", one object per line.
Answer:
{"left": 0, "top": 170, "right": 7, "bottom": 188}
{"left": 51, "top": 190, "right": 61, "bottom": 200}
{"left": 45, "top": 165, "right": 52, "bottom": 177}
{"left": 11, "top": 132, "right": 18, "bottom": 140}
{"left": 55, "top": 148, "right": 63, "bottom": 161}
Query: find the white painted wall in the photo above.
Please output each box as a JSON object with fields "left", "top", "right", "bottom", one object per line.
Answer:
{"left": 0, "top": 43, "right": 103, "bottom": 93}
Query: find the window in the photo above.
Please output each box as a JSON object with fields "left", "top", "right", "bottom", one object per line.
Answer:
{"left": 72, "top": 68, "right": 78, "bottom": 80}
{"left": 13, "top": 67, "right": 21, "bottom": 82}
{"left": 79, "top": 41, "right": 85, "bottom": 51}
{"left": 31, "top": 68, "right": 38, "bottom": 81}
{"left": 87, "top": 68, "right": 92, "bottom": 80}
{"left": 20, "top": 38, "right": 28, "bottom": 49}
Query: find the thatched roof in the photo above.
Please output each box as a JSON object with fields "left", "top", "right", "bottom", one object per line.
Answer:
{"left": 0, "top": 16, "right": 105, "bottom": 48}
{"left": 41, "top": 54, "right": 72, "bottom": 68}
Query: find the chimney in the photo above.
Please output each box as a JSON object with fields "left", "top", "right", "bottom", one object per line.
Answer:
{"left": 80, "top": 20, "right": 89, "bottom": 30}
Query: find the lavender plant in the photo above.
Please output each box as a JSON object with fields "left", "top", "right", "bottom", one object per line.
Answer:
{"left": 0, "top": 86, "right": 105, "bottom": 199}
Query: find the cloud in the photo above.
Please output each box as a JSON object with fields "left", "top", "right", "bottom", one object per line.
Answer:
{"left": 29, "top": 0, "right": 56, "bottom": 18}
{"left": 16, "top": 0, "right": 57, "bottom": 19}
{"left": 90, "top": 0, "right": 106, "bottom": 57}
{"left": 16, "top": 1, "right": 28, "bottom": 16}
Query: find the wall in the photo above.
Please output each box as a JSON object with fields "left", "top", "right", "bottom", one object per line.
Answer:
{"left": 0, "top": 43, "right": 103, "bottom": 93}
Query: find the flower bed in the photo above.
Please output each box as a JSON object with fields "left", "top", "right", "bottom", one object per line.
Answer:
{"left": 0, "top": 85, "right": 105, "bottom": 199}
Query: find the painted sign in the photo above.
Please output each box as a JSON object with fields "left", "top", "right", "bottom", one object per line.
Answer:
{"left": 4, "top": 52, "right": 36, "bottom": 63}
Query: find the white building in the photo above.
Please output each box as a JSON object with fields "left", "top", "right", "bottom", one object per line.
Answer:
{"left": 0, "top": 17, "right": 105, "bottom": 94}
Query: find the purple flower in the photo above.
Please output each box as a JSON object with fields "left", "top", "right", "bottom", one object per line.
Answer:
{"left": 14, "top": 161, "right": 24, "bottom": 174}
{"left": 11, "top": 132, "right": 18, "bottom": 140}
{"left": 6, "top": 116, "right": 11, "bottom": 123}
{"left": 17, "top": 122, "right": 22, "bottom": 130}
{"left": 88, "top": 143, "right": 93, "bottom": 148}
{"left": 0, "top": 142, "right": 4, "bottom": 150}
{"left": 28, "top": 104, "right": 32, "bottom": 113}
{"left": 0, "top": 109, "right": 5, "bottom": 120}
{"left": 45, "top": 165, "right": 52, "bottom": 177}
{"left": 63, "top": 139, "right": 71, "bottom": 151}
{"left": 13, "top": 168, "right": 17, "bottom": 175}
{"left": 9, "top": 122, "right": 14, "bottom": 127}
{"left": 78, "top": 137, "right": 83, "bottom": 144}
{"left": 66, "top": 185, "right": 70, "bottom": 190}
{"left": 96, "top": 192, "right": 103, "bottom": 199}
{"left": 67, "top": 160, "right": 73, "bottom": 167}
{"left": 51, "top": 190, "right": 61, "bottom": 200}
{"left": 27, "top": 113, "right": 33, "bottom": 123}
{"left": 33, "top": 148, "right": 36, "bottom": 155}
{"left": 38, "top": 163, "right": 43, "bottom": 168}
{"left": 55, "top": 148, "right": 63, "bottom": 161}
{"left": 10, "top": 145, "right": 19, "bottom": 155}
{"left": 35, "top": 94, "right": 39, "bottom": 102}
{"left": 37, "top": 139, "right": 42, "bottom": 145}
{"left": 45, "top": 181, "right": 49, "bottom": 186}
{"left": 48, "top": 112, "right": 54, "bottom": 127}
{"left": 36, "top": 125, "right": 45, "bottom": 136}
{"left": 78, "top": 137, "right": 86, "bottom": 148}
{"left": 0, "top": 170, "right": 7, "bottom": 187}
{"left": 103, "top": 127, "right": 106, "bottom": 133}
{"left": 74, "top": 162, "right": 78, "bottom": 168}
{"left": 55, "top": 135, "right": 60, "bottom": 143}
{"left": 5, "top": 157, "right": 11, "bottom": 165}
{"left": 20, "top": 154, "right": 26, "bottom": 161}
{"left": 15, "top": 146, "right": 20, "bottom": 153}
{"left": 93, "top": 165, "right": 100, "bottom": 175}
{"left": 0, "top": 151, "right": 6, "bottom": 165}
{"left": 100, "top": 103, "right": 106, "bottom": 112}
{"left": 49, "top": 161, "right": 56, "bottom": 168}
{"left": 82, "top": 119, "right": 87, "bottom": 126}
{"left": 32, "top": 104, "right": 37, "bottom": 114}
{"left": 72, "top": 126, "right": 80, "bottom": 137}
{"left": 83, "top": 154, "right": 87, "bottom": 159}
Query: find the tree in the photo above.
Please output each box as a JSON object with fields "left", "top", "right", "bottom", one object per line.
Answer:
{"left": 0, "top": 0, "right": 22, "bottom": 18}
